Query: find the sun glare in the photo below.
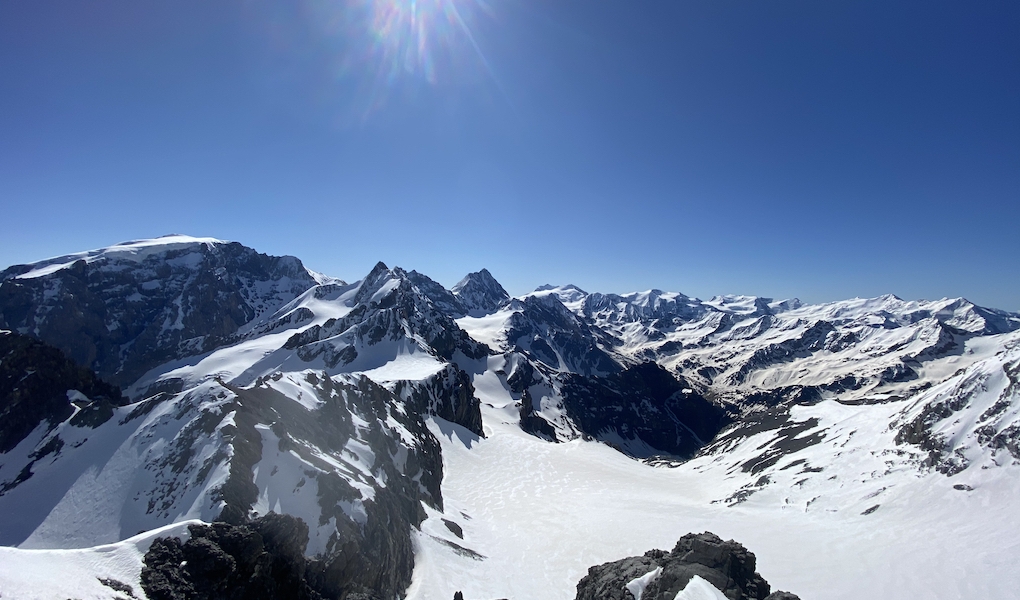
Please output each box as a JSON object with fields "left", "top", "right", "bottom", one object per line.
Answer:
{"left": 370, "top": 0, "right": 495, "bottom": 81}
{"left": 371, "top": 0, "right": 450, "bottom": 83}
{"left": 315, "top": 0, "right": 498, "bottom": 116}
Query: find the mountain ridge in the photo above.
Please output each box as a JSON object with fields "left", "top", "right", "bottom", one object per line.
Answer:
{"left": 1, "top": 235, "right": 1018, "bottom": 599}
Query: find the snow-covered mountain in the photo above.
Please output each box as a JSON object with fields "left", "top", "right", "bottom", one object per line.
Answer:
{"left": 0, "top": 235, "right": 333, "bottom": 387}
{"left": 0, "top": 243, "right": 489, "bottom": 598}
{"left": 1, "top": 235, "right": 1019, "bottom": 599}
{"left": 451, "top": 268, "right": 510, "bottom": 317}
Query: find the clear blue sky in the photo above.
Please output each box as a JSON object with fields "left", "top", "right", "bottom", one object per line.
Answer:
{"left": 2, "top": 1, "right": 1018, "bottom": 310}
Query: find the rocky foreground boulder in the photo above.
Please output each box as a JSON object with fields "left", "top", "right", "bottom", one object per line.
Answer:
{"left": 575, "top": 532, "right": 800, "bottom": 600}
{"left": 142, "top": 514, "right": 325, "bottom": 600}
{"left": 141, "top": 513, "right": 390, "bottom": 600}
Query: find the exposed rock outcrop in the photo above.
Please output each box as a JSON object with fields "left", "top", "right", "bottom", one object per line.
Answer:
{"left": 392, "top": 365, "right": 484, "bottom": 436}
{"left": 575, "top": 532, "right": 799, "bottom": 600}
{"left": 0, "top": 330, "right": 126, "bottom": 454}
{"left": 141, "top": 514, "right": 326, "bottom": 600}
{"left": 504, "top": 294, "right": 621, "bottom": 376}
{"left": 560, "top": 363, "right": 732, "bottom": 459}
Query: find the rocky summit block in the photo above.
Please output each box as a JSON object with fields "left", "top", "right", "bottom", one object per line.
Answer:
{"left": 141, "top": 514, "right": 338, "bottom": 600}
{"left": 575, "top": 532, "right": 800, "bottom": 600}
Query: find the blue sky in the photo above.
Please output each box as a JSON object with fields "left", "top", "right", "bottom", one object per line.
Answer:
{"left": 1, "top": 1, "right": 1018, "bottom": 309}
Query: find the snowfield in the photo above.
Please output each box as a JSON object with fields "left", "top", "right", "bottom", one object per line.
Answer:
{"left": 409, "top": 402, "right": 1020, "bottom": 600}
{"left": 408, "top": 339, "right": 1020, "bottom": 599}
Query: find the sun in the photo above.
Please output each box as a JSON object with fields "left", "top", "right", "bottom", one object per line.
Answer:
{"left": 362, "top": 0, "right": 493, "bottom": 84}
{"left": 301, "top": 0, "right": 500, "bottom": 118}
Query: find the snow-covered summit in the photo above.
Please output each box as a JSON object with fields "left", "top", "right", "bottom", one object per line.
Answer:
{"left": 781, "top": 294, "right": 1020, "bottom": 335}
{"left": 0, "top": 235, "right": 329, "bottom": 386}
{"left": 529, "top": 284, "right": 589, "bottom": 306}
{"left": 6, "top": 235, "right": 227, "bottom": 280}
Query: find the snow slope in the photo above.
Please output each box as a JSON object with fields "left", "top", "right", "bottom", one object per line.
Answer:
{"left": 407, "top": 335, "right": 1020, "bottom": 600}
{"left": 0, "top": 520, "right": 198, "bottom": 600}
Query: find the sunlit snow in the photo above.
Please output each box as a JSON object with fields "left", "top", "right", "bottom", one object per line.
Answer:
{"left": 406, "top": 358, "right": 1020, "bottom": 600}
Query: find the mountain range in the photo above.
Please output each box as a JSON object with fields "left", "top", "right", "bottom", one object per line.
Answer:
{"left": 1, "top": 235, "right": 1017, "bottom": 599}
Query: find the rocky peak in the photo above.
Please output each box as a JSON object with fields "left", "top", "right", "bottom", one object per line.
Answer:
{"left": 504, "top": 294, "right": 621, "bottom": 376}
{"left": 407, "top": 270, "right": 467, "bottom": 317}
{"left": 351, "top": 264, "right": 466, "bottom": 318}
{"left": 452, "top": 269, "right": 510, "bottom": 316}
{"left": 282, "top": 263, "right": 490, "bottom": 370}
{"left": 351, "top": 261, "right": 397, "bottom": 305}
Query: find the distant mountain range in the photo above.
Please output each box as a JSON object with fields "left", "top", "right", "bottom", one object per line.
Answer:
{"left": 1, "top": 235, "right": 1017, "bottom": 599}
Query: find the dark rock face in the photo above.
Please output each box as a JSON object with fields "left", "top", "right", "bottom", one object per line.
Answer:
{"left": 403, "top": 269, "right": 469, "bottom": 318}
{"left": 0, "top": 331, "right": 125, "bottom": 453}
{"left": 452, "top": 269, "right": 510, "bottom": 316}
{"left": 560, "top": 363, "right": 732, "bottom": 459}
{"left": 393, "top": 365, "right": 484, "bottom": 436}
{"left": 506, "top": 359, "right": 539, "bottom": 394}
{"left": 141, "top": 514, "right": 326, "bottom": 600}
{"left": 0, "top": 239, "right": 321, "bottom": 387}
{"left": 504, "top": 294, "right": 621, "bottom": 376}
{"left": 575, "top": 532, "right": 800, "bottom": 600}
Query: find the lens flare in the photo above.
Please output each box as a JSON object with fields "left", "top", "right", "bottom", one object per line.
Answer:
{"left": 307, "top": 0, "right": 500, "bottom": 118}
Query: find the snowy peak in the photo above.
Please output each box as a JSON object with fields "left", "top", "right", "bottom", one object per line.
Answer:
{"left": 351, "top": 261, "right": 397, "bottom": 305}
{"left": 2, "top": 235, "right": 227, "bottom": 281}
{"left": 787, "top": 295, "right": 1020, "bottom": 336}
{"left": 584, "top": 289, "right": 706, "bottom": 325}
{"left": 530, "top": 284, "right": 589, "bottom": 306}
{"left": 0, "top": 236, "right": 326, "bottom": 386}
{"left": 452, "top": 269, "right": 510, "bottom": 316}
{"left": 767, "top": 297, "right": 802, "bottom": 313}
{"left": 926, "top": 297, "right": 1020, "bottom": 335}
{"left": 245, "top": 262, "right": 488, "bottom": 386}
{"left": 704, "top": 295, "right": 774, "bottom": 317}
